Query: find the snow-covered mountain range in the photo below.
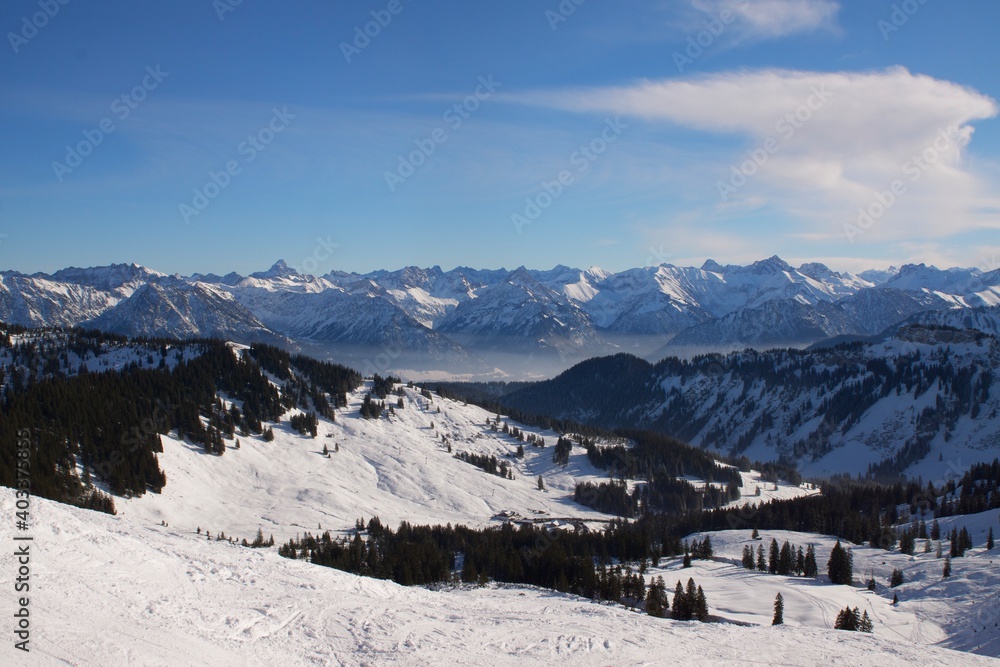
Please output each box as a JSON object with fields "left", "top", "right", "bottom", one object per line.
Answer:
{"left": 3, "top": 258, "right": 999, "bottom": 377}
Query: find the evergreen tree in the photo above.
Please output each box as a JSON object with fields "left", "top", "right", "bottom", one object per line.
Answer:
{"left": 645, "top": 576, "right": 668, "bottom": 617}
{"left": 943, "top": 556, "right": 952, "bottom": 578}
{"left": 989, "top": 527, "right": 995, "bottom": 551}
{"left": 757, "top": 544, "right": 767, "bottom": 572}
{"left": 890, "top": 568, "right": 904, "bottom": 588}
{"left": 671, "top": 581, "right": 685, "bottom": 619}
{"left": 834, "top": 607, "right": 861, "bottom": 631}
{"left": 804, "top": 545, "right": 818, "bottom": 578}
{"left": 859, "top": 611, "right": 874, "bottom": 634}
{"left": 700, "top": 535, "right": 714, "bottom": 559}
{"left": 772, "top": 593, "right": 784, "bottom": 625}
{"left": 778, "top": 541, "right": 793, "bottom": 576}
{"left": 768, "top": 538, "right": 780, "bottom": 574}
{"left": 695, "top": 585, "right": 709, "bottom": 622}
{"left": 742, "top": 544, "right": 755, "bottom": 570}
{"left": 827, "top": 540, "right": 853, "bottom": 585}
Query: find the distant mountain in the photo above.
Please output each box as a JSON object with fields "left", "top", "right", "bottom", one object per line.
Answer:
{"left": 46, "top": 262, "right": 166, "bottom": 298}
{"left": 85, "top": 278, "right": 286, "bottom": 344}
{"left": 3, "top": 257, "right": 999, "bottom": 377}
{"left": 437, "top": 267, "right": 606, "bottom": 356}
{"left": 0, "top": 272, "right": 120, "bottom": 327}
{"left": 659, "top": 287, "right": 950, "bottom": 355}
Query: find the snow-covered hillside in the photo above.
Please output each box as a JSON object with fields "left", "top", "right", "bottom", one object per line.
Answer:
{"left": 116, "top": 380, "right": 620, "bottom": 542}
{"left": 5, "top": 488, "right": 995, "bottom": 666}
{"left": 502, "top": 324, "right": 1000, "bottom": 479}
{"left": 678, "top": 506, "right": 1000, "bottom": 657}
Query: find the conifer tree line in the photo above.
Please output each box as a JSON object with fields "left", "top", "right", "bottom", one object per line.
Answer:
{"left": 949, "top": 527, "right": 975, "bottom": 557}
{"left": 279, "top": 517, "right": 687, "bottom": 594}
{"left": 455, "top": 451, "right": 514, "bottom": 480}
{"left": 741, "top": 539, "right": 818, "bottom": 578}
{"left": 279, "top": 517, "right": 714, "bottom": 621}
{"left": 0, "top": 330, "right": 364, "bottom": 511}
{"left": 834, "top": 607, "right": 873, "bottom": 633}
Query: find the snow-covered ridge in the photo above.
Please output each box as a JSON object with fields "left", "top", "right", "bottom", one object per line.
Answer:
{"left": 3, "top": 259, "right": 999, "bottom": 377}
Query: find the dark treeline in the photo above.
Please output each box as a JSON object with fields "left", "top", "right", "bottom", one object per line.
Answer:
{"left": 248, "top": 344, "right": 362, "bottom": 419}
{"left": 279, "top": 516, "right": 687, "bottom": 598}
{"left": 0, "top": 330, "right": 363, "bottom": 514}
{"left": 574, "top": 475, "right": 739, "bottom": 518}
{"left": 937, "top": 459, "right": 1000, "bottom": 517}
{"left": 434, "top": 383, "right": 609, "bottom": 440}
{"left": 455, "top": 451, "right": 513, "bottom": 480}
{"left": 1, "top": 339, "right": 285, "bottom": 506}
{"left": 274, "top": 470, "right": 990, "bottom": 600}
{"left": 742, "top": 539, "right": 819, "bottom": 578}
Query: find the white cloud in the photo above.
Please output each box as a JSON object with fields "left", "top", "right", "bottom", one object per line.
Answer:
{"left": 689, "top": 0, "right": 840, "bottom": 42}
{"left": 512, "top": 67, "right": 1000, "bottom": 244}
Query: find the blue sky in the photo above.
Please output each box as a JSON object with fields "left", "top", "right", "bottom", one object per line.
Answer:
{"left": 1, "top": 0, "right": 998, "bottom": 276}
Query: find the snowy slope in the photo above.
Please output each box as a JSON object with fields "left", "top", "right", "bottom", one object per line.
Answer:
{"left": 4, "top": 488, "right": 994, "bottom": 666}
{"left": 678, "top": 507, "right": 1000, "bottom": 657}
{"left": 116, "top": 381, "right": 618, "bottom": 543}
{"left": 84, "top": 277, "right": 287, "bottom": 344}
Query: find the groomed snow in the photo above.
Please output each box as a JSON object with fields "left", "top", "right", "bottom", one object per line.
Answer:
{"left": 4, "top": 488, "right": 994, "bottom": 666}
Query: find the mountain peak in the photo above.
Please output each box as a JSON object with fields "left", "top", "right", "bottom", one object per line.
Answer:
{"left": 250, "top": 260, "right": 299, "bottom": 280}
{"left": 750, "top": 255, "right": 792, "bottom": 273}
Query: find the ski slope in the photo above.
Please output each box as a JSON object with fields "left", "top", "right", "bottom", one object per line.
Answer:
{"left": 675, "top": 511, "right": 1000, "bottom": 658}
{"left": 115, "top": 382, "right": 619, "bottom": 544}
{"left": 4, "top": 488, "right": 993, "bottom": 667}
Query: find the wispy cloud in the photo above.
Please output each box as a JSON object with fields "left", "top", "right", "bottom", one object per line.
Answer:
{"left": 510, "top": 67, "right": 1000, "bottom": 245}
{"left": 687, "top": 0, "right": 840, "bottom": 43}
